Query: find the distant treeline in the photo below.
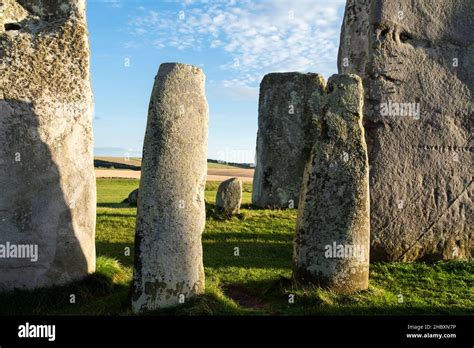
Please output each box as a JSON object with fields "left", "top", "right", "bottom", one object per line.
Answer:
{"left": 94, "top": 159, "right": 141, "bottom": 171}
{"left": 207, "top": 159, "right": 255, "bottom": 169}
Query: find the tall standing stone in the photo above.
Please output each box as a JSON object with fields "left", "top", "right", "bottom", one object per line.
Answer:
{"left": 252, "top": 73, "right": 325, "bottom": 209}
{"left": 338, "top": 0, "right": 473, "bottom": 261}
{"left": 294, "top": 75, "right": 370, "bottom": 292}
{"left": 132, "top": 63, "right": 208, "bottom": 313}
{"left": 337, "top": 0, "right": 371, "bottom": 76}
{"left": 0, "top": 0, "right": 96, "bottom": 290}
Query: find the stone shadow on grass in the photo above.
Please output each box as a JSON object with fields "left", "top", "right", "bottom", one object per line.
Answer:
{"left": 96, "top": 241, "right": 135, "bottom": 268}
{"left": 204, "top": 231, "right": 293, "bottom": 243}
{"left": 97, "top": 211, "right": 137, "bottom": 219}
{"left": 203, "top": 240, "right": 292, "bottom": 269}
{"left": 97, "top": 202, "right": 133, "bottom": 209}
{"left": 0, "top": 269, "right": 130, "bottom": 315}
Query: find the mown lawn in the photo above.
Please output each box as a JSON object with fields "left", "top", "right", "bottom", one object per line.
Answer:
{"left": 0, "top": 178, "right": 472, "bottom": 315}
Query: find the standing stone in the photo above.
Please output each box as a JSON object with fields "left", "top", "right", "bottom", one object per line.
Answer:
{"left": 0, "top": 0, "right": 96, "bottom": 290}
{"left": 338, "top": 0, "right": 473, "bottom": 261}
{"left": 132, "top": 63, "right": 208, "bottom": 313}
{"left": 337, "top": 0, "right": 371, "bottom": 76}
{"left": 252, "top": 73, "right": 325, "bottom": 209}
{"left": 215, "top": 178, "right": 242, "bottom": 217}
{"left": 294, "top": 75, "right": 370, "bottom": 292}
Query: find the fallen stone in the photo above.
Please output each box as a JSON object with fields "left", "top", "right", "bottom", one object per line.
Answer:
{"left": 293, "top": 74, "right": 370, "bottom": 292}
{"left": 127, "top": 189, "right": 139, "bottom": 207}
{"left": 131, "top": 63, "right": 208, "bottom": 313}
{"left": 215, "top": 178, "right": 242, "bottom": 217}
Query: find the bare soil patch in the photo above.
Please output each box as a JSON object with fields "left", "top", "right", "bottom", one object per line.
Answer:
{"left": 95, "top": 168, "right": 254, "bottom": 182}
{"left": 222, "top": 284, "right": 267, "bottom": 309}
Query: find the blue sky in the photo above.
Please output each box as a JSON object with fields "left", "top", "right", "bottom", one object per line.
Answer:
{"left": 88, "top": 0, "right": 346, "bottom": 163}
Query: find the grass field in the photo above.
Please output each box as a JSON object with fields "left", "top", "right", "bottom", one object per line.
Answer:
{"left": 95, "top": 157, "right": 241, "bottom": 170}
{"left": 207, "top": 162, "right": 242, "bottom": 169}
{"left": 0, "top": 178, "right": 472, "bottom": 316}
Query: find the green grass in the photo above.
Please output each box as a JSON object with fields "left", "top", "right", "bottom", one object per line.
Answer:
{"left": 0, "top": 178, "right": 472, "bottom": 316}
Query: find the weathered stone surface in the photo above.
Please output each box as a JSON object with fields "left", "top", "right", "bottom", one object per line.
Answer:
{"left": 0, "top": 0, "right": 96, "bottom": 291}
{"left": 132, "top": 63, "right": 208, "bottom": 313}
{"left": 338, "top": 0, "right": 473, "bottom": 261}
{"left": 252, "top": 73, "right": 325, "bottom": 209}
{"left": 127, "top": 189, "right": 139, "bottom": 207}
{"left": 294, "top": 74, "right": 370, "bottom": 292}
{"left": 337, "top": 0, "right": 371, "bottom": 76}
{"left": 215, "top": 178, "right": 242, "bottom": 216}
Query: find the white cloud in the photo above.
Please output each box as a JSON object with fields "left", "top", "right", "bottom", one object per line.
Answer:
{"left": 209, "top": 79, "right": 259, "bottom": 101}
{"left": 102, "top": 0, "right": 122, "bottom": 8}
{"left": 127, "top": 0, "right": 345, "bottom": 100}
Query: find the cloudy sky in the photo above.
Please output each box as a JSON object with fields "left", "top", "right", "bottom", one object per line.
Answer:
{"left": 89, "top": 0, "right": 346, "bottom": 163}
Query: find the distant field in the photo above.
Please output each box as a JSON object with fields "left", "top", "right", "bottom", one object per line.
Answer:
{"left": 94, "top": 157, "right": 254, "bottom": 182}
{"left": 207, "top": 162, "right": 242, "bottom": 169}
{"left": 0, "top": 178, "right": 472, "bottom": 316}
{"left": 95, "top": 157, "right": 242, "bottom": 170}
